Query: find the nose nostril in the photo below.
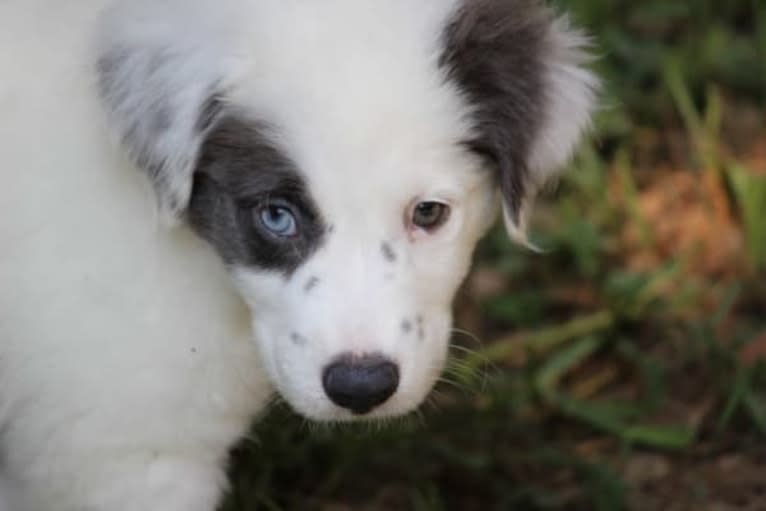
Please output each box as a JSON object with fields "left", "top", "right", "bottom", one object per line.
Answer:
{"left": 322, "top": 354, "right": 399, "bottom": 415}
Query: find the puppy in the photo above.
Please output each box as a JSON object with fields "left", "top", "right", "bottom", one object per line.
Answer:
{"left": 0, "top": 0, "right": 597, "bottom": 509}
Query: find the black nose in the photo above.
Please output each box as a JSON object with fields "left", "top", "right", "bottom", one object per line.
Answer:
{"left": 322, "top": 354, "right": 399, "bottom": 415}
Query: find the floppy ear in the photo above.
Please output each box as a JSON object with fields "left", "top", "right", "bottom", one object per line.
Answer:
{"left": 94, "top": 0, "right": 234, "bottom": 221}
{"left": 442, "top": 0, "right": 598, "bottom": 245}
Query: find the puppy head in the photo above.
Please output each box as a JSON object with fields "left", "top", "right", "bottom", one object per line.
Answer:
{"left": 96, "top": 0, "right": 597, "bottom": 420}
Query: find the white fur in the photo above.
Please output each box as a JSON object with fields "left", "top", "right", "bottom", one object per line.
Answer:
{"left": 94, "top": 0, "right": 253, "bottom": 220}
{"left": 1, "top": 3, "right": 269, "bottom": 509}
{"left": 0, "top": 1, "right": 595, "bottom": 509}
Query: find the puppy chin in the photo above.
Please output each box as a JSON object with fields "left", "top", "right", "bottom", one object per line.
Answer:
{"left": 289, "top": 401, "right": 418, "bottom": 423}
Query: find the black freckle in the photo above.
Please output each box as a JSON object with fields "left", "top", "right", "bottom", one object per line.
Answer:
{"left": 381, "top": 242, "right": 397, "bottom": 263}
{"left": 401, "top": 319, "right": 413, "bottom": 334}
{"left": 290, "top": 332, "right": 308, "bottom": 346}
{"left": 304, "top": 276, "right": 320, "bottom": 293}
{"left": 416, "top": 315, "right": 425, "bottom": 341}
{"left": 191, "top": 347, "right": 197, "bottom": 353}
{"left": 327, "top": 224, "right": 335, "bottom": 234}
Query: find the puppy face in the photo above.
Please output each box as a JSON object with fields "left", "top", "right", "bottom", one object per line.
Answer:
{"left": 96, "top": 0, "right": 597, "bottom": 420}
{"left": 187, "top": 115, "right": 496, "bottom": 419}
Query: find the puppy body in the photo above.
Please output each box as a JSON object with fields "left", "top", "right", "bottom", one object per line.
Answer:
{"left": 0, "top": 1, "right": 596, "bottom": 509}
{"left": 1, "top": 4, "right": 270, "bottom": 509}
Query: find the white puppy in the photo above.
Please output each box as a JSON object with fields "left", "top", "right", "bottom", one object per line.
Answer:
{"left": 0, "top": 1, "right": 597, "bottom": 509}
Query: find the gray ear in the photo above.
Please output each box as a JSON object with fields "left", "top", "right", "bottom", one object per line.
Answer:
{"left": 441, "top": 0, "right": 598, "bottom": 245}
{"left": 94, "top": 1, "right": 231, "bottom": 220}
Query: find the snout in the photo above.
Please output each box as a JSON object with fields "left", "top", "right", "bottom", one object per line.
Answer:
{"left": 322, "top": 353, "right": 399, "bottom": 415}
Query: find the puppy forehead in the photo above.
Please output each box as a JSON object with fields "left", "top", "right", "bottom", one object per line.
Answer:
{"left": 227, "top": 0, "right": 475, "bottom": 197}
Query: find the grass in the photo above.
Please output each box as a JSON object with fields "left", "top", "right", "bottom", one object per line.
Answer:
{"left": 222, "top": 1, "right": 766, "bottom": 509}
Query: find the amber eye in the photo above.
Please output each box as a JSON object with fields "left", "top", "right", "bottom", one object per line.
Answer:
{"left": 411, "top": 201, "right": 450, "bottom": 231}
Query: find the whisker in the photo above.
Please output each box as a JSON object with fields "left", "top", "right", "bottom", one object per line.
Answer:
{"left": 448, "top": 344, "right": 480, "bottom": 356}
{"left": 413, "top": 407, "right": 427, "bottom": 427}
{"left": 436, "top": 375, "right": 467, "bottom": 388}
{"left": 450, "top": 327, "right": 485, "bottom": 347}
{"left": 423, "top": 395, "right": 440, "bottom": 412}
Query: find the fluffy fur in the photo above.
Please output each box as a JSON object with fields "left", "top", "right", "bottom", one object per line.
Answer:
{"left": 0, "top": 1, "right": 597, "bottom": 509}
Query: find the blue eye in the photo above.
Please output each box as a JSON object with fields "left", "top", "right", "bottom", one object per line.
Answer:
{"left": 258, "top": 204, "right": 297, "bottom": 237}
